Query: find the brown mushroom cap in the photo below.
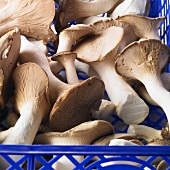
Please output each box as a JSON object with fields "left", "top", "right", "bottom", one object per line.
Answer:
{"left": 49, "top": 76, "right": 105, "bottom": 132}
{"left": 117, "top": 14, "right": 166, "bottom": 39}
{"left": 89, "top": 18, "right": 138, "bottom": 52}
{"left": 0, "top": 28, "right": 20, "bottom": 109}
{"left": 52, "top": 51, "right": 77, "bottom": 64}
{"left": 115, "top": 39, "right": 170, "bottom": 81}
{"left": 34, "top": 120, "right": 114, "bottom": 145}
{"left": 72, "top": 26, "right": 124, "bottom": 62}
{"left": 57, "top": 24, "right": 95, "bottom": 52}
{"left": 0, "top": 0, "right": 56, "bottom": 42}
{"left": 55, "top": 0, "right": 122, "bottom": 31}
{"left": 13, "top": 62, "right": 51, "bottom": 120}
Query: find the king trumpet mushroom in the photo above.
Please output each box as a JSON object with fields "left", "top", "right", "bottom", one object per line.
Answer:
{"left": 3, "top": 63, "right": 51, "bottom": 145}
{"left": 0, "top": 0, "right": 56, "bottom": 42}
{"left": 19, "top": 36, "right": 105, "bottom": 132}
{"left": 55, "top": 0, "right": 123, "bottom": 32}
{"left": 108, "top": 0, "right": 150, "bottom": 19}
{"left": 89, "top": 18, "right": 138, "bottom": 52}
{"left": 52, "top": 24, "right": 95, "bottom": 85}
{"left": 72, "top": 25, "right": 149, "bottom": 125}
{"left": 115, "top": 39, "right": 170, "bottom": 132}
{"left": 1, "top": 63, "right": 51, "bottom": 169}
{"left": 117, "top": 14, "right": 166, "bottom": 40}
{"left": 0, "top": 28, "right": 20, "bottom": 109}
{"left": 34, "top": 120, "right": 114, "bottom": 170}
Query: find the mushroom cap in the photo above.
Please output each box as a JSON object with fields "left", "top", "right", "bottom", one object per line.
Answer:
{"left": 117, "top": 14, "right": 166, "bottom": 39}
{"left": 55, "top": 0, "right": 122, "bottom": 31}
{"left": 34, "top": 120, "right": 114, "bottom": 145}
{"left": 51, "top": 51, "right": 77, "bottom": 64}
{"left": 115, "top": 39, "right": 170, "bottom": 81}
{"left": 0, "top": 0, "right": 56, "bottom": 42}
{"left": 49, "top": 76, "right": 105, "bottom": 132}
{"left": 72, "top": 26, "right": 124, "bottom": 62}
{"left": 0, "top": 28, "right": 20, "bottom": 109}
{"left": 12, "top": 62, "right": 51, "bottom": 120}
{"left": 89, "top": 18, "right": 138, "bottom": 52}
{"left": 57, "top": 24, "right": 95, "bottom": 52}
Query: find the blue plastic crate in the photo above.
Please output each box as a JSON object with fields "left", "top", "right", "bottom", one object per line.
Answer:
{"left": 0, "top": 0, "right": 170, "bottom": 169}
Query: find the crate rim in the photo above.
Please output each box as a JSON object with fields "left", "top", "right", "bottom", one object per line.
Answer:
{"left": 0, "top": 145, "right": 170, "bottom": 156}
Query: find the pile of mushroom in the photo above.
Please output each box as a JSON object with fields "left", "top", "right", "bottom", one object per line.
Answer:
{"left": 0, "top": 0, "right": 169, "bottom": 169}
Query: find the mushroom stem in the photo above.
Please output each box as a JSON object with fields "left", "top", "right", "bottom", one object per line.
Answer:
{"left": 3, "top": 109, "right": 43, "bottom": 144}
{"left": 142, "top": 74, "right": 170, "bottom": 126}
{"left": 90, "top": 58, "right": 148, "bottom": 124}
{"left": 127, "top": 124, "right": 162, "bottom": 143}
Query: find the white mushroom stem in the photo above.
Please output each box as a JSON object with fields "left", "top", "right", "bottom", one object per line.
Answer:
{"left": 90, "top": 58, "right": 149, "bottom": 124}
{"left": 52, "top": 52, "right": 79, "bottom": 84}
{"left": 127, "top": 124, "right": 162, "bottom": 143}
{"left": 142, "top": 74, "right": 170, "bottom": 127}
{"left": 3, "top": 107, "right": 43, "bottom": 145}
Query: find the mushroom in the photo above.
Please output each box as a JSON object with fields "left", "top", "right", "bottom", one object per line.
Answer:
{"left": 55, "top": 0, "right": 123, "bottom": 31}
{"left": 72, "top": 26, "right": 149, "bottom": 125}
{"left": 52, "top": 24, "right": 95, "bottom": 84}
{"left": 52, "top": 52, "right": 80, "bottom": 84}
{"left": 34, "top": 120, "right": 114, "bottom": 170}
{"left": 127, "top": 124, "right": 163, "bottom": 143}
{"left": 56, "top": 24, "right": 95, "bottom": 52}
{"left": 0, "top": 0, "right": 56, "bottom": 42}
{"left": 117, "top": 14, "right": 166, "bottom": 40}
{"left": 19, "top": 35, "right": 105, "bottom": 132}
{"left": 0, "top": 28, "right": 20, "bottom": 109}
{"left": 89, "top": 18, "right": 138, "bottom": 52}
{"left": 115, "top": 39, "right": 170, "bottom": 131}
{"left": 1, "top": 63, "right": 51, "bottom": 169}
{"left": 108, "top": 0, "right": 150, "bottom": 19}
{"left": 3, "top": 62, "right": 51, "bottom": 145}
